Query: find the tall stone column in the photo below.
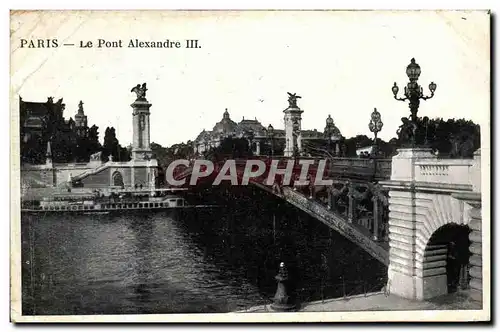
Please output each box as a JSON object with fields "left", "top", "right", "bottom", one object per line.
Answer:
{"left": 130, "top": 83, "right": 153, "bottom": 161}
{"left": 283, "top": 93, "right": 303, "bottom": 157}
{"left": 129, "top": 83, "right": 158, "bottom": 191}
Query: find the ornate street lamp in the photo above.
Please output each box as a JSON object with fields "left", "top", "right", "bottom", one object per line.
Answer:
{"left": 267, "top": 124, "right": 275, "bottom": 157}
{"left": 392, "top": 58, "right": 437, "bottom": 125}
{"left": 368, "top": 108, "right": 383, "bottom": 156}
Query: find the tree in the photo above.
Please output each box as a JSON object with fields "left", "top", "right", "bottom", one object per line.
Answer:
{"left": 102, "top": 127, "right": 117, "bottom": 161}
{"left": 23, "top": 133, "right": 44, "bottom": 164}
{"left": 394, "top": 117, "right": 480, "bottom": 157}
{"left": 343, "top": 135, "right": 373, "bottom": 157}
{"left": 102, "top": 127, "right": 130, "bottom": 161}
{"left": 87, "top": 125, "right": 102, "bottom": 157}
{"left": 151, "top": 142, "right": 169, "bottom": 166}
{"left": 204, "top": 137, "right": 253, "bottom": 160}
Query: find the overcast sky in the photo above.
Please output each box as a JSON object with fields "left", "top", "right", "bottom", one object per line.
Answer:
{"left": 11, "top": 10, "right": 490, "bottom": 147}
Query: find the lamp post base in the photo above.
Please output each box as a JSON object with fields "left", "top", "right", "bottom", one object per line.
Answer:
{"left": 271, "top": 263, "right": 297, "bottom": 312}
{"left": 270, "top": 302, "right": 296, "bottom": 312}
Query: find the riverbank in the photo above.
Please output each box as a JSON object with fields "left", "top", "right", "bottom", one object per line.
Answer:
{"left": 236, "top": 290, "right": 481, "bottom": 313}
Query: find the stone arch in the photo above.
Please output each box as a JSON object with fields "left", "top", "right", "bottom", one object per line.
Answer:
{"left": 112, "top": 171, "right": 124, "bottom": 187}
{"left": 419, "top": 223, "right": 471, "bottom": 298}
{"left": 413, "top": 192, "right": 468, "bottom": 259}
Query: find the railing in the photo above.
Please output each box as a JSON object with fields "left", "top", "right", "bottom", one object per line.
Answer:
{"left": 287, "top": 180, "right": 389, "bottom": 243}
{"left": 236, "top": 275, "right": 388, "bottom": 313}
{"left": 415, "top": 159, "right": 474, "bottom": 186}
{"left": 327, "top": 158, "right": 391, "bottom": 180}
{"left": 171, "top": 157, "right": 390, "bottom": 247}
{"left": 296, "top": 275, "right": 388, "bottom": 305}
{"left": 171, "top": 157, "right": 392, "bottom": 184}
{"left": 280, "top": 187, "right": 389, "bottom": 265}
{"left": 70, "top": 162, "right": 113, "bottom": 182}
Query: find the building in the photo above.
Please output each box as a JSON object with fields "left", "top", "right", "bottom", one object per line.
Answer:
{"left": 20, "top": 97, "right": 90, "bottom": 164}
{"left": 356, "top": 145, "right": 373, "bottom": 157}
{"left": 74, "top": 101, "right": 88, "bottom": 137}
{"left": 193, "top": 94, "right": 344, "bottom": 157}
{"left": 193, "top": 109, "right": 280, "bottom": 155}
{"left": 20, "top": 96, "right": 64, "bottom": 144}
{"left": 21, "top": 84, "right": 159, "bottom": 190}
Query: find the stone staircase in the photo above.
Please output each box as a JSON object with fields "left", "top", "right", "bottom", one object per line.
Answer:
{"left": 70, "top": 162, "right": 111, "bottom": 182}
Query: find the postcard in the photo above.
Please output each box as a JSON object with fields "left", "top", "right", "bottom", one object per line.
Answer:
{"left": 10, "top": 10, "right": 490, "bottom": 322}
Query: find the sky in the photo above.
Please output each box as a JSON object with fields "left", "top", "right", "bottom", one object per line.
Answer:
{"left": 10, "top": 10, "right": 490, "bottom": 147}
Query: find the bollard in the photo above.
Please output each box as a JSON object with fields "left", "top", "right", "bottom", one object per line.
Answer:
{"left": 270, "top": 262, "right": 296, "bottom": 311}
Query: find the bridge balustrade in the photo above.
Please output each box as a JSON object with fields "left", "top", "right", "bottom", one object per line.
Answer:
{"left": 289, "top": 180, "right": 389, "bottom": 242}
{"left": 171, "top": 157, "right": 392, "bottom": 183}
{"left": 414, "top": 159, "right": 475, "bottom": 186}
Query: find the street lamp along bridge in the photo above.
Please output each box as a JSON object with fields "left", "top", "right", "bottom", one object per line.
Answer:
{"left": 392, "top": 58, "right": 437, "bottom": 146}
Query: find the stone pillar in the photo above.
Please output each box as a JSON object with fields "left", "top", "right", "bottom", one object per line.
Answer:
{"left": 283, "top": 103, "right": 303, "bottom": 157}
{"left": 468, "top": 149, "right": 482, "bottom": 302}
{"left": 383, "top": 147, "right": 437, "bottom": 300}
{"left": 131, "top": 98, "right": 153, "bottom": 161}
{"left": 471, "top": 149, "right": 481, "bottom": 192}
{"left": 255, "top": 141, "right": 261, "bottom": 156}
{"left": 468, "top": 203, "right": 482, "bottom": 302}
{"left": 44, "top": 141, "right": 57, "bottom": 187}
{"left": 130, "top": 163, "right": 135, "bottom": 188}
{"left": 372, "top": 196, "right": 379, "bottom": 241}
{"left": 348, "top": 193, "right": 355, "bottom": 223}
{"left": 45, "top": 141, "right": 53, "bottom": 168}
{"left": 327, "top": 188, "right": 333, "bottom": 210}
{"left": 297, "top": 133, "right": 303, "bottom": 155}
{"left": 382, "top": 146, "right": 484, "bottom": 301}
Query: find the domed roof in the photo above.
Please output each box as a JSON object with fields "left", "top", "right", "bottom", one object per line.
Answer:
{"left": 213, "top": 108, "right": 237, "bottom": 134}
{"left": 195, "top": 129, "right": 211, "bottom": 142}
{"left": 324, "top": 115, "right": 342, "bottom": 140}
{"left": 326, "top": 114, "right": 334, "bottom": 126}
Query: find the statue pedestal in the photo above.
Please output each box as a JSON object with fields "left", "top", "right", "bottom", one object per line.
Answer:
{"left": 131, "top": 98, "right": 152, "bottom": 161}
{"left": 391, "top": 147, "right": 435, "bottom": 182}
{"left": 283, "top": 105, "right": 304, "bottom": 158}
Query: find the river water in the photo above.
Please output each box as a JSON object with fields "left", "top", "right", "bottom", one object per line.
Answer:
{"left": 21, "top": 187, "right": 386, "bottom": 315}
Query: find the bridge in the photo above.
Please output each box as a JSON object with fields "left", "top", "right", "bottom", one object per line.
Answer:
{"left": 171, "top": 148, "right": 483, "bottom": 302}
{"left": 19, "top": 78, "right": 484, "bottom": 305}
{"left": 21, "top": 142, "right": 483, "bottom": 303}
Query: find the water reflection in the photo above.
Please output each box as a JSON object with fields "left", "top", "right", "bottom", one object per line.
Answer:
{"left": 22, "top": 189, "right": 386, "bottom": 315}
{"left": 128, "top": 217, "right": 154, "bottom": 310}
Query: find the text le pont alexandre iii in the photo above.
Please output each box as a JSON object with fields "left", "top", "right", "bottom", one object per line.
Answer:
{"left": 20, "top": 38, "right": 201, "bottom": 49}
